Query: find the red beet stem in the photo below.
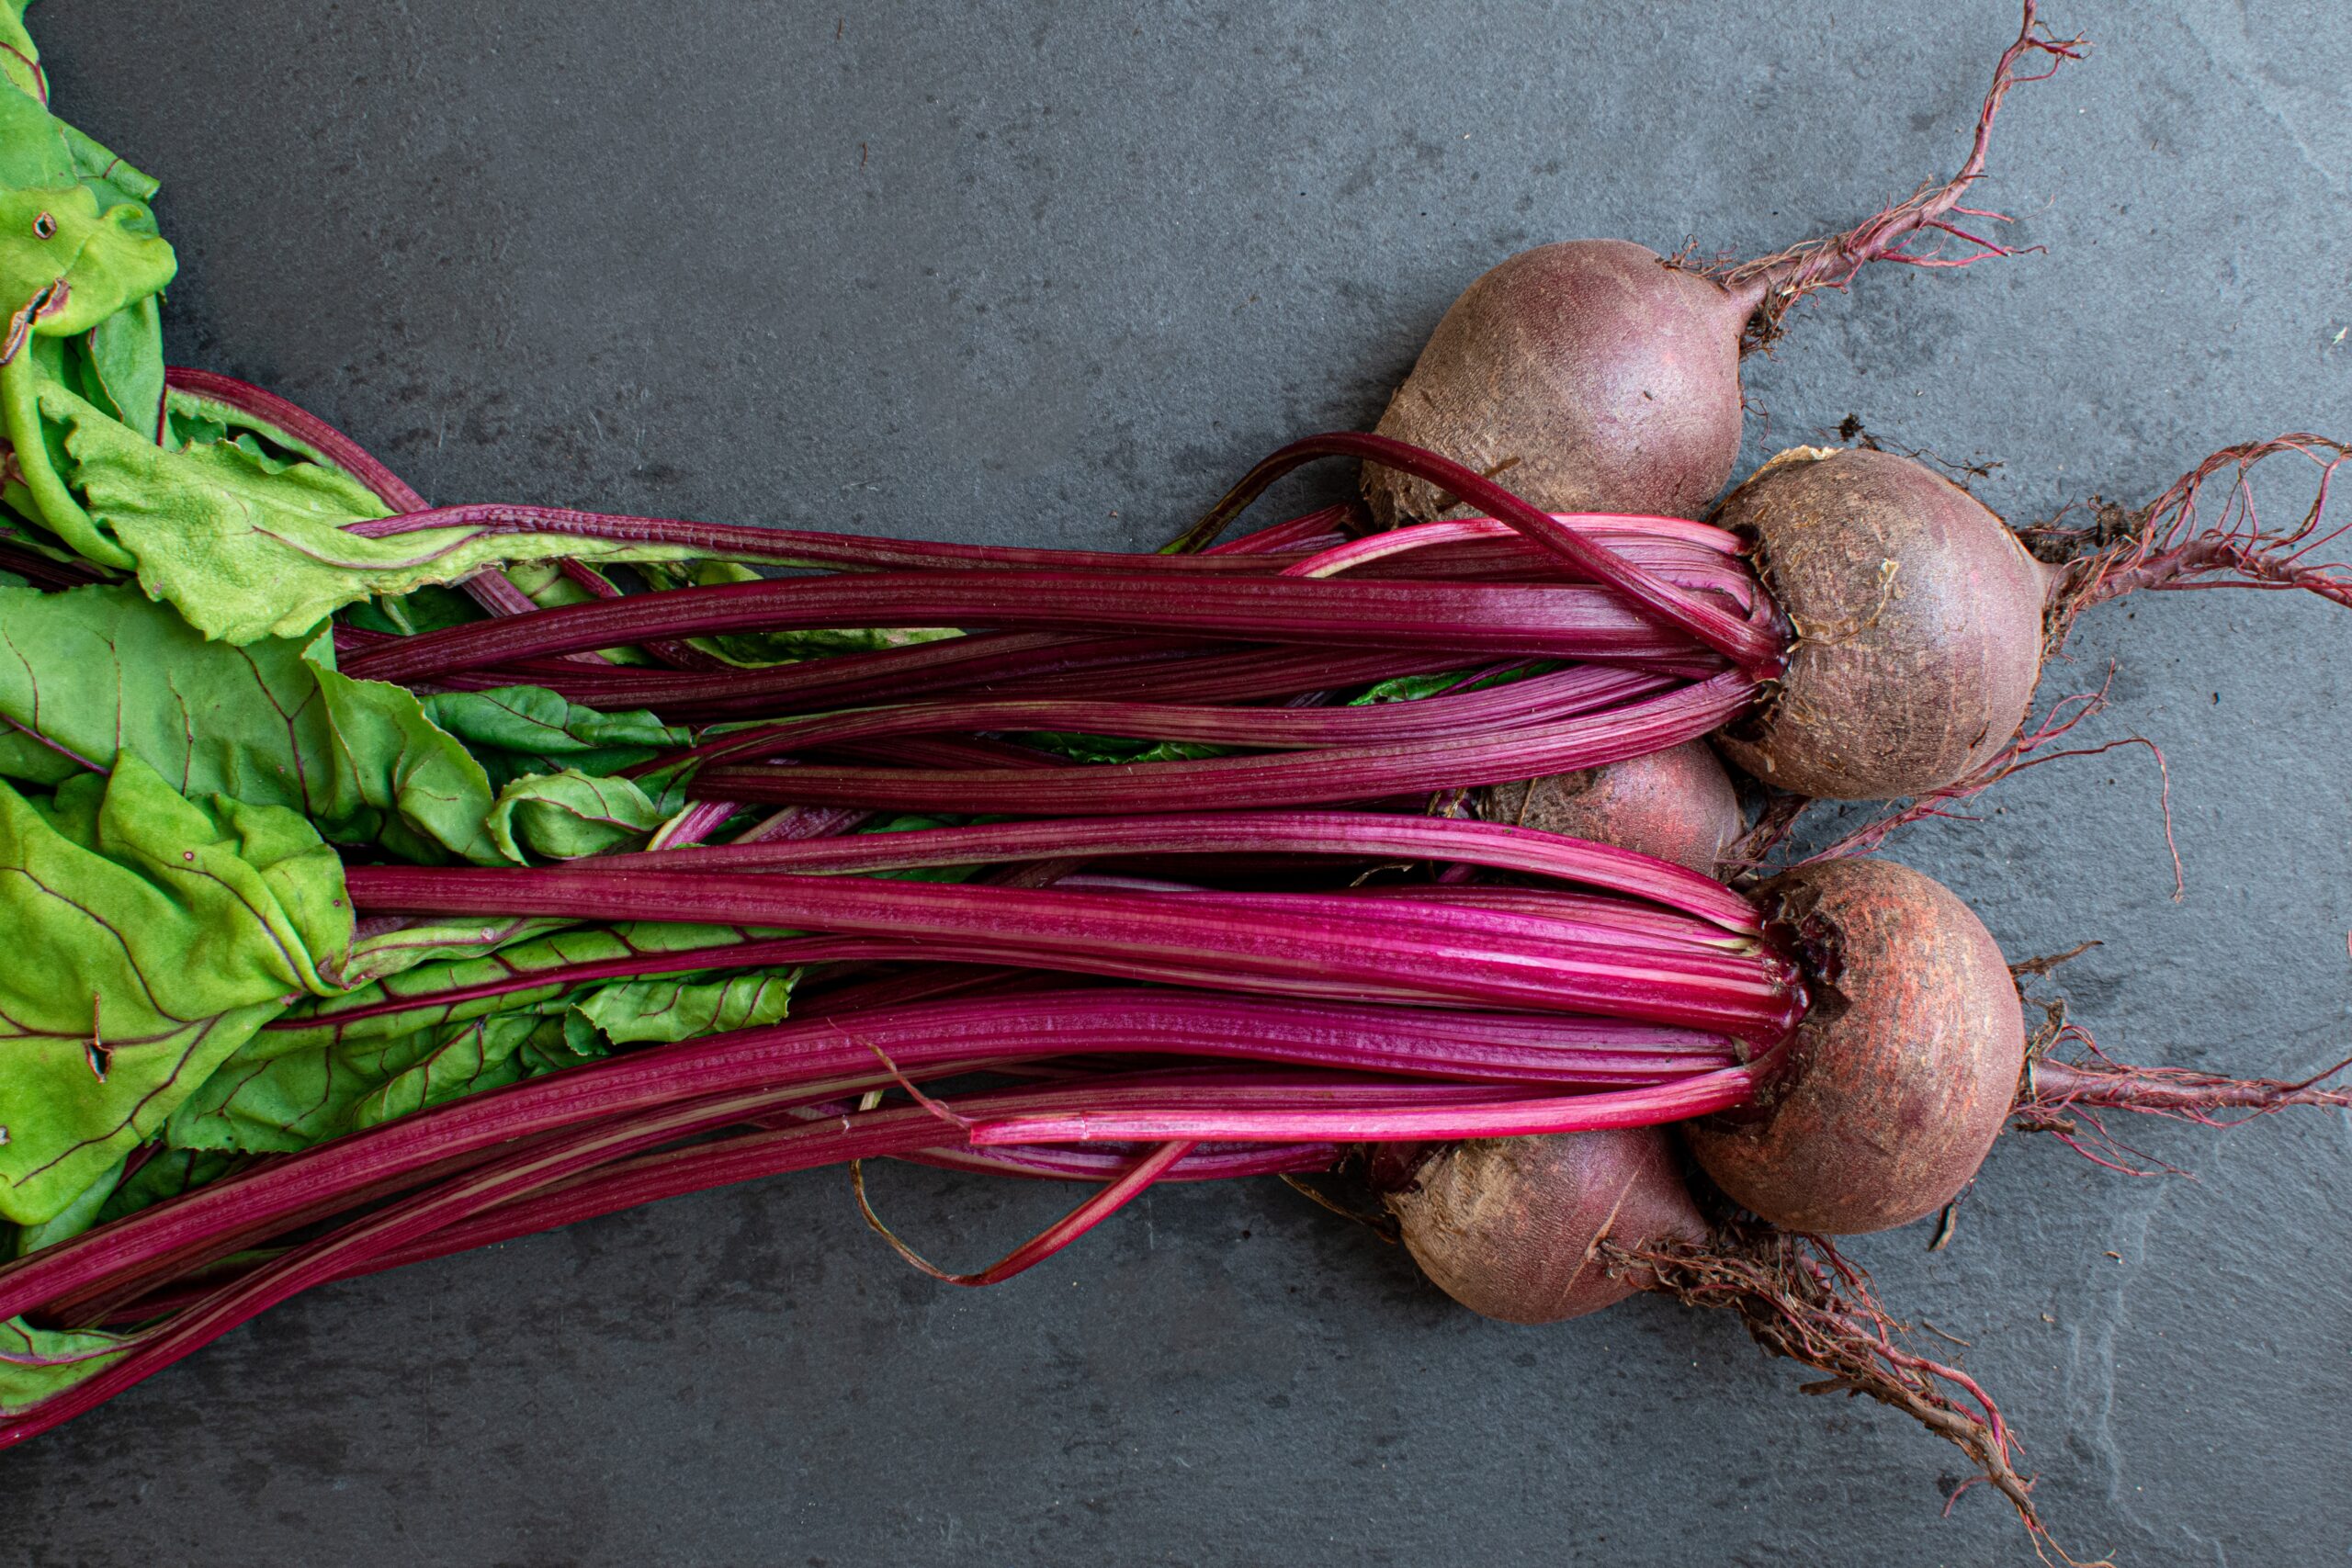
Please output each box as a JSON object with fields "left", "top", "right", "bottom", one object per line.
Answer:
{"left": 688, "top": 670, "right": 1756, "bottom": 816}
{"left": 0, "top": 990, "right": 1750, "bottom": 1327}
{"left": 612, "top": 807, "right": 1761, "bottom": 930}
{"left": 853, "top": 1136, "right": 1196, "bottom": 1287}
{"left": 657, "top": 662, "right": 1675, "bottom": 773}
{"left": 0, "top": 538, "right": 111, "bottom": 589}
{"left": 336, "top": 569, "right": 1729, "bottom": 684}
{"left": 1163, "top": 433, "right": 1784, "bottom": 673}
{"left": 340, "top": 863, "right": 1799, "bottom": 1034}
{"left": 965, "top": 1066, "right": 1758, "bottom": 1144}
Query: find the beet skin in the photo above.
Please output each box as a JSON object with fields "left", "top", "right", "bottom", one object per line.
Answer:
{"left": 1713, "top": 446, "right": 2054, "bottom": 800}
{"left": 1387, "top": 1127, "right": 1705, "bottom": 1324}
{"left": 1363, "top": 242, "right": 1751, "bottom": 526}
{"left": 1683, "top": 856, "right": 2024, "bottom": 1235}
{"left": 1476, "top": 739, "right": 1742, "bottom": 875}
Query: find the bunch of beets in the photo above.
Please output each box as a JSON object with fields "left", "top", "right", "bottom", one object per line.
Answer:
{"left": 0, "top": 3, "right": 2342, "bottom": 1551}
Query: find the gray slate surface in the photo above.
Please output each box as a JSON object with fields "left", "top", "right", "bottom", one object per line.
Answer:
{"left": 10, "top": 3, "right": 2350, "bottom": 1563}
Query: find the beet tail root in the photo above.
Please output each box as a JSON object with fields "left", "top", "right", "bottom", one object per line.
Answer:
{"left": 1710, "top": 1, "right": 2086, "bottom": 350}
{"left": 2019, "top": 1052, "right": 2352, "bottom": 1128}
{"left": 2032, "top": 434, "right": 2352, "bottom": 647}
{"left": 1604, "top": 1222, "right": 2063, "bottom": 1544}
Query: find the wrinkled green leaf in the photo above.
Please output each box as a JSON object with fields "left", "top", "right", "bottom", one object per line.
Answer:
{"left": 0, "top": 757, "right": 350, "bottom": 1223}
{"left": 280, "top": 921, "right": 783, "bottom": 1049}
{"left": 0, "top": 1316, "right": 130, "bottom": 1417}
{"left": 423, "top": 685, "right": 689, "bottom": 789}
{"left": 173, "top": 922, "right": 792, "bottom": 1153}
{"left": 43, "top": 379, "right": 713, "bottom": 640}
{"left": 485, "top": 767, "right": 684, "bottom": 861}
{"left": 0, "top": 583, "right": 504, "bottom": 864}
{"left": 352, "top": 1012, "right": 604, "bottom": 1132}
{"left": 174, "top": 924, "right": 798, "bottom": 1154}
{"left": 170, "top": 1010, "right": 568, "bottom": 1156}
{"left": 13, "top": 1152, "right": 119, "bottom": 1254}
{"left": 0, "top": 111, "right": 173, "bottom": 337}
{"left": 576, "top": 969, "right": 795, "bottom": 1044}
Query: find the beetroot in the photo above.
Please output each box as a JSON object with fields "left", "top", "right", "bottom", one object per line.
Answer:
{"left": 1476, "top": 739, "right": 1741, "bottom": 874}
{"left": 1386, "top": 1128, "right": 1702, "bottom": 1324}
{"left": 1363, "top": 240, "right": 1749, "bottom": 524}
{"left": 1684, "top": 856, "right": 2025, "bottom": 1234}
{"left": 1712, "top": 446, "right": 2054, "bottom": 798}
{"left": 1363, "top": 4, "right": 2079, "bottom": 527}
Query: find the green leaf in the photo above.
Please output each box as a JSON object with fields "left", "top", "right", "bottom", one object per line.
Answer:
{"left": 351, "top": 1013, "right": 605, "bottom": 1132}
{"left": 0, "top": 5, "right": 41, "bottom": 105}
{"left": 0, "top": 1317, "right": 131, "bottom": 1419}
{"left": 485, "top": 768, "right": 684, "bottom": 861}
{"left": 169, "top": 1010, "right": 602, "bottom": 1155}
{"left": 41, "top": 379, "right": 715, "bottom": 640}
{"left": 12, "top": 1153, "right": 120, "bottom": 1255}
{"left": 0, "top": 88, "right": 173, "bottom": 333}
{"left": 0, "top": 583, "right": 507, "bottom": 865}
{"left": 423, "top": 685, "right": 689, "bottom": 789}
{"left": 574, "top": 968, "right": 795, "bottom": 1044}
{"left": 173, "top": 922, "right": 793, "bottom": 1152}
{"left": 337, "top": 583, "right": 486, "bottom": 637}
{"left": 0, "top": 758, "right": 351, "bottom": 1223}
{"left": 96, "top": 1145, "right": 236, "bottom": 1226}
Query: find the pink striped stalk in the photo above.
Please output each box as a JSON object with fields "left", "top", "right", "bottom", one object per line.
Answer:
{"left": 1165, "top": 432, "right": 1783, "bottom": 674}
{"left": 414, "top": 640, "right": 1465, "bottom": 724}
{"left": 338, "top": 862, "right": 1798, "bottom": 1037}
{"left": 641, "top": 798, "right": 743, "bottom": 852}
{"left": 548, "top": 557, "right": 735, "bottom": 671}
{"left": 684, "top": 671, "right": 1756, "bottom": 816}
{"left": 649, "top": 662, "right": 1672, "bottom": 774}
{"left": 337, "top": 570, "right": 1743, "bottom": 685}
{"left": 958, "top": 1066, "right": 1759, "bottom": 1145}
{"left": 608, "top": 809, "right": 1758, "bottom": 929}
{"left": 0, "top": 989, "right": 1759, "bottom": 1328}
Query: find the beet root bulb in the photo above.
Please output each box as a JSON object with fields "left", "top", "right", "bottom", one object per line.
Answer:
{"left": 1684, "top": 856, "right": 2025, "bottom": 1235}
{"left": 1363, "top": 241, "right": 1753, "bottom": 526}
{"left": 1475, "top": 740, "right": 1742, "bottom": 875}
{"left": 1386, "top": 1127, "right": 1703, "bottom": 1325}
{"left": 1713, "top": 446, "right": 2054, "bottom": 800}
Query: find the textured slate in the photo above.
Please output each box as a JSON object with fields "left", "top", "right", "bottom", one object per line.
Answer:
{"left": 8, "top": 3, "right": 2348, "bottom": 1562}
